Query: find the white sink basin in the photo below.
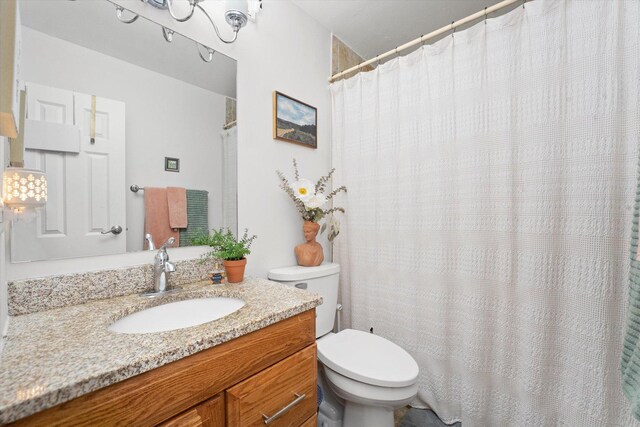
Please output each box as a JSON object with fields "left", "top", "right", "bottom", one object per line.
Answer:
{"left": 109, "top": 297, "right": 245, "bottom": 334}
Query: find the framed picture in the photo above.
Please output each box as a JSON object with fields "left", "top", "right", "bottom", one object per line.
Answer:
{"left": 165, "top": 157, "right": 180, "bottom": 172}
{"left": 273, "top": 91, "right": 317, "bottom": 148}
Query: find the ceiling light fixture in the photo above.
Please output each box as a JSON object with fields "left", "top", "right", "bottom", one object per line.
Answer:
{"left": 162, "top": 26, "right": 174, "bottom": 42}
{"left": 114, "top": 0, "right": 251, "bottom": 62}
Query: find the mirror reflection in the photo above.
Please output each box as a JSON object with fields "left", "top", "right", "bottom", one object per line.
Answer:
{"left": 11, "top": 0, "right": 237, "bottom": 262}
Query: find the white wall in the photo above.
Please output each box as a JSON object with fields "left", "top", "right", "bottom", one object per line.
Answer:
{"left": 234, "top": 2, "right": 332, "bottom": 276}
{"left": 4, "top": 0, "right": 332, "bottom": 282}
{"left": 19, "top": 27, "right": 227, "bottom": 253}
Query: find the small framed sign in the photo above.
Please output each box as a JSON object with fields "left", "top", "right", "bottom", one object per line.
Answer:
{"left": 165, "top": 157, "right": 180, "bottom": 172}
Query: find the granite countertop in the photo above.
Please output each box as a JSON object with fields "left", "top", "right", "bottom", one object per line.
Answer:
{"left": 0, "top": 277, "right": 322, "bottom": 424}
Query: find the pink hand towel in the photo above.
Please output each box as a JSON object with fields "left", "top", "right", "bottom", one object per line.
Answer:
{"left": 144, "top": 187, "right": 179, "bottom": 249}
{"left": 167, "top": 187, "right": 188, "bottom": 229}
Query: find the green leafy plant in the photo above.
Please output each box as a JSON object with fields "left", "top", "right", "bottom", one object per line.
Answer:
{"left": 193, "top": 228, "right": 257, "bottom": 261}
{"left": 189, "top": 231, "right": 217, "bottom": 247}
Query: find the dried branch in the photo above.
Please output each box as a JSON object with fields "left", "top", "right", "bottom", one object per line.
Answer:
{"left": 323, "top": 207, "right": 345, "bottom": 215}
{"left": 325, "top": 185, "right": 347, "bottom": 201}
{"left": 292, "top": 158, "right": 300, "bottom": 181}
{"left": 315, "top": 168, "right": 335, "bottom": 193}
{"left": 276, "top": 170, "right": 306, "bottom": 216}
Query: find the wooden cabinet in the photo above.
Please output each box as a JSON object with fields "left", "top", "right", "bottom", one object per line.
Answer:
{"left": 10, "top": 310, "right": 317, "bottom": 427}
{"left": 300, "top": 414, "right": 318, "bottom": 427}
{"left": 159, "top": 394, "right": 225, "bottom": 427}
{"left": 227, "top": 345, "right": 317, "bottom": 426}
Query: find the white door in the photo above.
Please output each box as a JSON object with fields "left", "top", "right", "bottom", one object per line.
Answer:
{"left": 12, "top": 83, "right": 126, "bottom": 261}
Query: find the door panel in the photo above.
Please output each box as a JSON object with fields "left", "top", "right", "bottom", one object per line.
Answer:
{"left": 26, "top": 83, "right": 73, "bottom": 124}
{"left": 24, "top": 149, "right": 67, "bottom": 236}
{"left": 87, "top": 153, "right": 110, "bottom": 232}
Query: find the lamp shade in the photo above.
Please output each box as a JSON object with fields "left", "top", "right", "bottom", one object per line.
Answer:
{"left": 2, "top": 167, "right": 48, "bottom": 208}
{"left": 226, "top": 0, "right": 248, "bottom": 14}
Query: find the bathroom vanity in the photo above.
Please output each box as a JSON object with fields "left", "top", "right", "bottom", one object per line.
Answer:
{"left": 0, "top": 278, "right": 321, "bottom": 426}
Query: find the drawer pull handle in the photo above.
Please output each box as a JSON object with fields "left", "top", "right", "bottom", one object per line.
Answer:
{"left": 262, "top": 393, "right": 305, "bottom": 425}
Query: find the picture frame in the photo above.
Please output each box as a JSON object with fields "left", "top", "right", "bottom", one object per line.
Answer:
{"left": 273, "top": 91, "right": 317, "bottom": 149}
{"left": 164, "top": 157, "right": 180, "bottom": 172}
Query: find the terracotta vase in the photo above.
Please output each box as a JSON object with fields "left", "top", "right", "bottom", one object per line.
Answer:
{"left": 304, "top": 220, "right": 320, "bottom": 236}
{"left": 223, "top": 258, "right": 247, "bottom": 283}
{"left": 295, "top": 221, "right": 324, "bottom": 267}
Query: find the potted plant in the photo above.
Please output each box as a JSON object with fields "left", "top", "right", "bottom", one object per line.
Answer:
{"left": 192, "top": 228, "right": 257, "bottom": 283}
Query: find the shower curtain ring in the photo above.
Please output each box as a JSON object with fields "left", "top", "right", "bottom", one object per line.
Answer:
{"left": 420, "top": 34, "right": 425, "bottom": 47}
{"left": 522, "top": 0, "right": 526, "bottom": 8}
{"left": 484, "top": 7, "right": 488, "bottom": 23}
{"left": 451, "top": 21, "right": 456, "bottom": 38}
{"left": 375, "top": 55, "right": 381, "bottom": 67}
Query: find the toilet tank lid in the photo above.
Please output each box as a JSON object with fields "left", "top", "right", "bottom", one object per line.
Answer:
{"left": 268, "top": 263, "right": 340, "bottom": 281}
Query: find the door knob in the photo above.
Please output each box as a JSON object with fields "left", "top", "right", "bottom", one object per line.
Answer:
{"left": 101, "top": 225, "right": 123, "bottom": 235}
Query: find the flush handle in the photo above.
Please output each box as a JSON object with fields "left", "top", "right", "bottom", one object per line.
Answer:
{"left": 294, "top": 282, "right": 308, "bottom": 290}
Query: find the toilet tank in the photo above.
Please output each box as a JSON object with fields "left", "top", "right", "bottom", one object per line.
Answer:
{"left": 268, "top": 263, "right": 340, "bottom": 338}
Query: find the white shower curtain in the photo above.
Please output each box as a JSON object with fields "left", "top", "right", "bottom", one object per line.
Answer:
{"left": 221, "top": 126, "right": 238, "bottom": 235}
{"left": 330, "top": 1, "right": 640, "bottom": 425}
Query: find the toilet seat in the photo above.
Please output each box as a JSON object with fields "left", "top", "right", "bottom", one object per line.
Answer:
{"left": 317, "top": 329, "right": 419, "bottom": 388}
{"left": 322, "top": 365, "right": 419, "bottom": 408}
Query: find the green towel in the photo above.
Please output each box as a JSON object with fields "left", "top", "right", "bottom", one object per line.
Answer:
{"left": 179, "top": 189, "right": 209, "bottom": 247}
{"left": 622, "top": 161, "right": 640, "bottom": 421}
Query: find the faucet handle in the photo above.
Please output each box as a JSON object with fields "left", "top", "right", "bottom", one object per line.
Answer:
{"left": 165, "top": 260, "right": 176, "bottom": 273}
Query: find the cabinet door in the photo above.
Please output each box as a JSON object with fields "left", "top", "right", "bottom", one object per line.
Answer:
{"left": 226, "top": 345, "right": 317, "bottom": 427}
{"left": 158, "top": 394, "right": 225, "bottom": 427}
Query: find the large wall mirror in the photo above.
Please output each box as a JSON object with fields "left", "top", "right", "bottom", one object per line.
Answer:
{"left": 10, "top": 0, "right": 237, "bottom": 262}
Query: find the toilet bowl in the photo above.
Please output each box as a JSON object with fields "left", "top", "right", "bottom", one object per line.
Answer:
{"left": 318, "top": 329, "right": 419, "bottom": 427}
{"left": 268, "top": 264, "right": 419, "bottom": 427}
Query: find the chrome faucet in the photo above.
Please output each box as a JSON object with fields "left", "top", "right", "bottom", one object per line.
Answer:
{"left": 149, "top": 237, "right": 178, "bottom": 295}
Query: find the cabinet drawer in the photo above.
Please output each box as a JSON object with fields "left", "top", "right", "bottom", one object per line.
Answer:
{"left": 300, "top": 414, "right": 317, "bottom": 427}
{"left": 157, "top": 394, "right": 224, "bottom": 427}
{"left": 227, "top": 344, "right": 317, "bottom": 427}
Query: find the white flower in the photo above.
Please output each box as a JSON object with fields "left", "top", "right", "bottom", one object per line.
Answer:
{"left": 304, "top": 194, "right": 327, "bottom": 209}
{"left": 291, "top": 179, "right": 314, "bottom": 201}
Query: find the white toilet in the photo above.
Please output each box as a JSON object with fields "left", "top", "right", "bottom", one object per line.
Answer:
{"left": 268, "top": 263, "right": 419, "bottom": 427}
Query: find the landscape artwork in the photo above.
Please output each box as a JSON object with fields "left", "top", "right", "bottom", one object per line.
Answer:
{"left": 273, "top": 91, "right": 317, "bottom": 148}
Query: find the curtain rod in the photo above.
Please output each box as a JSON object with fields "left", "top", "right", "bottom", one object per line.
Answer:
{"left": 223, "top": 120, "right": 237, "bottom": 130}
{"left": 329, "top": 0, "right": 521, "bottom": 83}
